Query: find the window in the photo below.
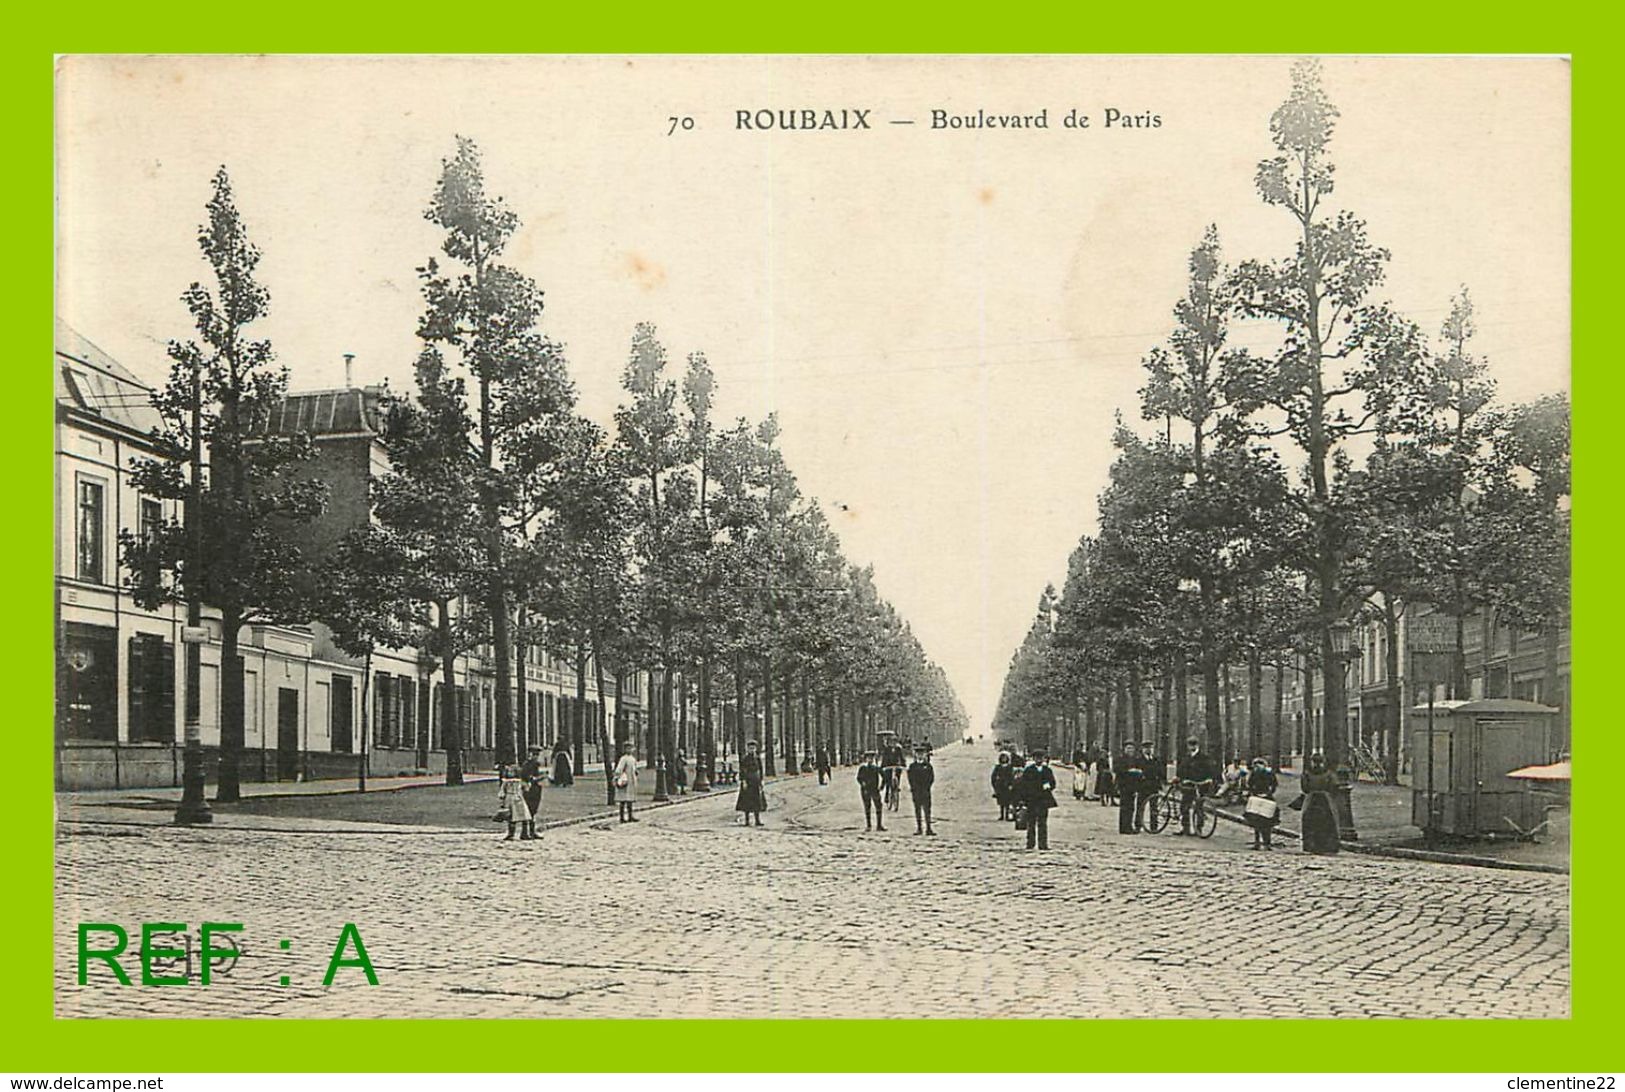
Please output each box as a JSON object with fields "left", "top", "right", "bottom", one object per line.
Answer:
{"left": 399, "top": 676, "right": 416, "bottom": 751}
{"left": 59, "top": 623, "right": 118, "bottom": 741}
{"left": 138, "top": 497, "right": 163, "bottom": 544}
{"left": 77, "top": 478, "right": 105, "bottom": 583}
{"left": 331, "top": 675, "right": 354, "bottom": 753}
{"left": 375, "top": 675, "right": 395, "bottom": 748}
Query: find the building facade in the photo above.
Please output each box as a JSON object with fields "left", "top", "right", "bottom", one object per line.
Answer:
{"left": 54, "top": 323, "right": 643, "bottom": 789}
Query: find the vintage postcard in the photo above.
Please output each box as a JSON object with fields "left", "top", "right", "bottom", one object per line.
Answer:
{"left": 53, "top": 55, "right": 1570, "bottom": 1019}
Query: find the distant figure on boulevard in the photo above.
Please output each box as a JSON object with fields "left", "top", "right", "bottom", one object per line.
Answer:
{"left": 1115, "top": 742, "right": 1145, "bottom": 834}
{"left": 1175, "top": 736, "right": 1220, "bottom": 835}
{"left": 736, "top": 740, "right": 766, "bottom": 827}
{"left": 671, "top": 749, "right": 688, "bottom": 794}
{"left": 1093, "top": 750, "right": 1116, "bottom": 806}
{"left": 857, "top": 751, "right": 886, "bottom": 831}
{"left": 551, "top": 741, "right": 574, "bottom": 787}
{"left": 879, "top": 734, "right": 907, "bottom": 802}
{"left": 613, "top": 741, "right": 639, "bottom": 824}
{"left": 907, "top": 747, "right": 936, "bottom": 835}
{"left": 816, "top": 745, "right": 831, "bottom": 784}
{"left": 1244, "top": 757, "right": 1280, "bottom": 850}
{"left": 497, "top": 763, "right": 536, "bottom": 842}
{"left": 991, "top": 751, "right": 1017, "bottom": 820}
{"left": 520, "top": 745, "right": 547, "bottom": 823}
{"left": 1018, "top": 750, "right": 1057, "bottom": 850}
{"left": 1297, "top": 753, "right": 1341, "bottom": 854}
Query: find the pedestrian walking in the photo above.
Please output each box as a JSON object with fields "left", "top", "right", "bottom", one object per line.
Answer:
{"left": 907, "top": 747, "right": 936, "bottom": 835}
{"left": 736, "top": 739, "right": 766, "bottom": 827}
{"left": 613, "top": 741, "right": 639, "bottom": 823}
{"left": 1115, "top": 742, "right": 1145, "bottom": 834}
{"left": 1175, "top": 735, "right": 1220, "bottom": 835}
{"left": 671, "top": 749, "right": 689, "bottom": 794}
{"left": 496, "top": 764, "right": 536, "bottom": 842}
{"left": 991, "top": 751, "right": 1016, "bottom": 820}
{"left": 1243, "top": 758, "right": 1280, "bottom": 849}
{"left": 1018, "top": 750, "right": 1058, "bottom": 850}
{"left": 857, "top": 751, "right": 886, "bottom": 830}
{"left": 816, "top": 745, "right": 831, "bottom": 785}
{"left": 551, "top": 742, "right": 574, "bottom": 787}
{"left": 520, "top": 745, "right": 546, "bottom": 824}
{"left": 1296, "top": 753, "right": 1341, "bottom": 854}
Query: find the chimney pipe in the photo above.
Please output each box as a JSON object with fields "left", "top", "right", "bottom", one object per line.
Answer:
{"left": 343, "top": 353, "right": 355, "bottom": 389}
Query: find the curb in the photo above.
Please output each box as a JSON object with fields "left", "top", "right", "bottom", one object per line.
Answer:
{"left": 1210, "top": 805, "right": 1567, "bottom": 874}
{"left": 535, "top": 769, "right": 818, "bottom": 833}
{"left": 58, "top": 769, "right": 828, "bottom": 838}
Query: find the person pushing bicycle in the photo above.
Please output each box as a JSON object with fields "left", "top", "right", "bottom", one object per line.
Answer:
{"left": 1174, "top": 735, "right": 1220, "bottom": 836}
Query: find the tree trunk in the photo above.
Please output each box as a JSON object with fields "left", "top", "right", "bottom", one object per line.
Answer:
{"left": 734, "top": 652, "right": 748, "bottom": 759}
{"left": 761, "top": 657, "right": 777, "bottom": 776}
{"left": 1383, "top": 596, "right": 1403, "bottom": 784}
{"left": 1221, "top": 661, "right": 1235, "bottom": 761}
{"left": 573, "top": 649, "right": 588, "bottom": 776}
{"left": 217, "top": 606, "right": 245, "bottom": 801}
{"left": 514, "top": 619, "right": 527, "bottom": 757}
{"left": 1158, "top": 663, "right": 1173, "bottom": 760}
{"left": 1543, "top": 624, "right": 1564, "bottom": 755}
{"left": 1174, "top": 659, "right": 1189, "bottom": 746}
{"left": 800, "top": 671, "right": 811, "bottom": 770}
{"left": 1245, "top": 650, "right": 1262, "bottom": 761}
{"left": 490, "top": 591, "right": 516, "bottom": 768}
{"left": 359, "top": 646, "right": 372, "bottom": 792}
{"left": 1272, "top": 660, "right": 1285, "bottom": 770}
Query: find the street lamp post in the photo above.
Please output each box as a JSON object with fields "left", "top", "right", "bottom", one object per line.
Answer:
{"left": 651, "top": 667, "right": 670, "bottom": 803}
{"left": 1327, "top": 620, "right": 1359, "bottom": 840}
{"left": 174, "top": 355, "right": 212, "bottom": 826}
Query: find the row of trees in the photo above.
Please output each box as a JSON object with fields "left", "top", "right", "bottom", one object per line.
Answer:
{"left": 993, "top": 61, "right": 1570, "bottom": 781}
{"left": 126, "top": 139, "right": 967, "bottom": 802}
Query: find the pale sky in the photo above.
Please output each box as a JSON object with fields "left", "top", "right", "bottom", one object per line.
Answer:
{"left": 55, "top": 55, "right": 1570, "bottom": 731}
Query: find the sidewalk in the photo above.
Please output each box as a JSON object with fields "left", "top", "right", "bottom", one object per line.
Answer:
{"left": 56, "top": 762, "right": 826, "bottom": 835}
{"left": 1252, "top": 770, "right": 1570, "bottom": 871}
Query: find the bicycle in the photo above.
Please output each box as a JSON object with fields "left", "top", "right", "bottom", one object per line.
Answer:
{"left": 883, "top": 766, "right": 904, "bottom": 811}
{"left": 1147, "top": 778, "right": 1218, "bottom": 838}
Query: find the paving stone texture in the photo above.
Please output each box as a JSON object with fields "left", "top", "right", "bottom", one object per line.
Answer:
{"left": 54, "top": 746, "right": 1570, "bottom": 1018}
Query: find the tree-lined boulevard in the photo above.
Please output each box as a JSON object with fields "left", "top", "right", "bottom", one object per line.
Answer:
{"left": 56, "top": 744, "right": 1568, "bottom": 1018}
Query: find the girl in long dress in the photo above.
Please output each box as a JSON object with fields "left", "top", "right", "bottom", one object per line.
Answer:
{"left": 613, "top": 742, "right": 639, "bottom": 823}
{"left": 1298, "top": 753, "right": 1341, "bottom": 854}
{"left": 496, "top": 764, "right": 535, "bottom": 841}
{"left": 735, "top": 740, "right": 765, "bottom": 827}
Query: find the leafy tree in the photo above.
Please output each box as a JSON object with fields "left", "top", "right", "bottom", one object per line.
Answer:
{"left": 1227, "top": 59, "right": 1406, "bottom": 767}
{"left": 417, "top": 136, "right": 575, "bottom": 768}
{"left": 122, "top": 167, "right": 325, "bottom": 801}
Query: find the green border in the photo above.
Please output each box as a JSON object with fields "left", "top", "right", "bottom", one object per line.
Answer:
{"left": 12, "top": 6, "right": 1616, "bottom": 1073}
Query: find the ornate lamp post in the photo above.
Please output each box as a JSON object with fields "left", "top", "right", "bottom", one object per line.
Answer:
{"left": 651, "top": 666, "right": 670, "bottom": 803}
{"left": 1327, "top": 619, "right": 1360, "bottom": 840}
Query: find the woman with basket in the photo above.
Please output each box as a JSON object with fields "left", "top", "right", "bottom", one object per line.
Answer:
{"left": 613, "top": 741, "right": 639, "bottom": 824}
{"left": 1243, "top": 758, "right": 1280, "bottom": 849}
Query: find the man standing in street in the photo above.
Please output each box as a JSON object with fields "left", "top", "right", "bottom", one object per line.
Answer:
{"left": 1175, "top": 735, "right": 1220, "bottom": 835}
{"left": 1137, "top": 739, "right": 1165, "bottom": 832}
{"left": 1115, "top": 741, "right": 1145, "bottom": 835}
{"left": 1018, "top": 749, "right": 1057, "bottom": 850}
{"left": 816, "top": 744, "right": 831, "bottom": 785}
{"left": 907, "top": 746, "right": 936, "bottom": 835}
{"left": 857, "top": 750, "right": 886, "bottom": 831}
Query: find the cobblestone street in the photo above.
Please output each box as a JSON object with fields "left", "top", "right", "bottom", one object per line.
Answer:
{"left": 54, "top": 746, "right": 1570, "bottom": 1019}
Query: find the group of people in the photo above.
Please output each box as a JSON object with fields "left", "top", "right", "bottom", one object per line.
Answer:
{"left": 994, "top": 736, "right": 1344, "bottom": 854}
{"left": 991, "top": 750, "right": 1059, "bottom": 849}
{"left": 856, "top": 741, "right": 936, "bottom": 833}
